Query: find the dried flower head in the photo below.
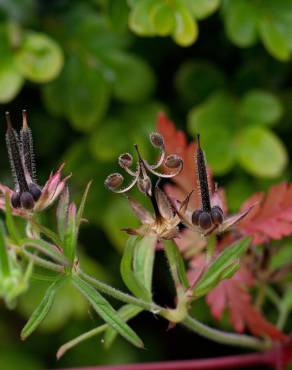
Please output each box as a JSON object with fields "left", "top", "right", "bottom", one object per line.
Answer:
{"left": 0, "top": 111, "right": 69, "bottom": 216}
{"left": 105, "top": 132, "right": 183, "bottom": 197}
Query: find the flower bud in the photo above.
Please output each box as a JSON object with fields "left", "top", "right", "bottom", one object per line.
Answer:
{"left": 105, "top": 173, "right": 124, "bottom": 190}
{"left": 118, "top": 153, "right": 133, "bottom": 168}
{"left": 165, "top": 154, "right": 182, "bottom": 169}
{"left": 150, "top": 132, "right": 164, "bottom": 148}
{"left": 137, "top": 177, "right": 152, "bottom": 196}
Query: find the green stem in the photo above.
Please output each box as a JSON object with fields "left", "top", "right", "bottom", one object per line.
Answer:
{"left": 78, "top": 270, "right": 271, "bottom": 352}
{"left": 183, "top": 315, "right": 271, "bottom": 351}
{"left": 57, "top": 324, "right": 107, "bottom": 359}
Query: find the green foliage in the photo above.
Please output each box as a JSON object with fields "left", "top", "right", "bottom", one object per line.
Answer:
{"left": 188, "top": 90, "right": 287, "bottom": 177}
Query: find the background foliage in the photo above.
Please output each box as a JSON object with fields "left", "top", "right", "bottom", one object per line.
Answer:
{"left": 1, "top": 0, "right": 292, "bottom": 369}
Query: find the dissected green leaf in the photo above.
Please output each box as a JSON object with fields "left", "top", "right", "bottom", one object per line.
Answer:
{"left": 120, "top": 236, "right": 151, "bottom": 301}
{"left": 163, "top": 239, "right": 189, "bottom": 289}
{"left": 237, "top": 126, "right": 287, "bottom": 178}
{"left": 15, "top": 31, "right": 64, "bottom": 82}
{"left": 104, "top": 304, "right": 143, "bottom": 348}
{"left": 194, "top": 237, "right": 251, "bottom": 297}
{"left": 71, "top": 274, "right": 143, "bottom": 348}
{"left": 186, "top": 0, "right": 220, "bottom": 20}
{"left": 172, "top": 4, "right": 198, "bottom": 46}
{"left": 21, "top": 277, "right": 66, "bottom": 339}
{"left": 0, "top": 61, "right": 24, "bottom": 103}
{"left": 129, "top": 0, "right": 156, "bottom": 36}
{"left": 149, "top": 2, "right": 175, "bottom": 36}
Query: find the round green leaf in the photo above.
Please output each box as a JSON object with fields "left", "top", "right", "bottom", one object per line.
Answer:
{"left": 223, "top": 0, "right": 258, "bottom": 47}
{"left": 237, "top": 126, "right": 288, "bottom": 178}
{"left": 240, "top": 90, "right": 283, "bottom": 126}
{"left": 149, "top": 2, "right": 175, "bottom": 36}
{"left": 0, "top": 62, "right": 23, "bottom": 103}
{"left": 129, "top": 0, "right": 156, "bottom": 36}
{"left": 15, "top": 32, "right": 64, "bottom": 82}
{"left": 186, "top": 0, "right": 220, "bottom": 20}
{"left": 172, "top": 5, "right": 198, "bottom": 46}
{"left": 105, "top": 51, "right": 155, "bottom": 102}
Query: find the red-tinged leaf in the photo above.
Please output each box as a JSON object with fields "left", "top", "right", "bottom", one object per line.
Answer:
{"left": 206, "top": 268, "right": 287, "bottom": 341}
{"left": 156, "top": 112, "right": 199, "bottom": 207}
{"left": 237, "top": 182, "right": 292, "bottom": 244}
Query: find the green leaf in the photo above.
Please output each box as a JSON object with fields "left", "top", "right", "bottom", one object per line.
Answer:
{"left": 188, "top": 92, "right": 237, "bottom": 175}
{"left": 239, "top": 90, "right": 283, "bottom": 126}
{"left": 258, "top": 17, "right": 290, "bottom": 61}
{"left": 14, "top": 32, "right": 64, "bottom": 82}
{"left": 120, "top": 236, "right": 152, "bottom": 301}
{"left": 163, "top": 240, "right": 189, "bottom": 289}
{"left": 30, "top": 220, "right": 62, "bottom": 247}
{"left": 77, "top": 182, "right": 92, "bottom": 229}
{"left": 71, "top": 274, "right": 143, "bottom": 348}
{"left": 21, "top": 277, "right": 65, "bottom": 339}
{"left": 129, "top": 0, "right": 156, "bottom": 36}
{"left": 63, "top": 203, "right": 77, "bottom": 263}
{"left": 186, "top": 0, "right": 220, "bottom": 20}
{"left": 194, "top": 237, "right": 251, "bottom": 297}
{"left": 172, "top": 4, "right": 198, "bottom": 46}
{"left": 21, "top": 238, "right": 68, "bottom": 266}
{"left": 104, "top": 51, "right": 155, "bottom": 102}
{"left": 0, "top": 61, "right": 24, "bottom": 103}
{"left": 133, "top": 235, "right": 157, "bottom": 295}
{"left": 149, "top": 2, "right": 175, "bottom": 36}
{"left": 5, "top": 194, "right": 20, "bottom": 244}
{"left": 56, "top": 186, "right": 69, "bottom": 241}
{"left": 107, "top": 0, "right": 129, "bottom": 33}
{"left": 0, "top": 220, "right": 10, "bottom": 277}
{"left": 237, "top": 126, "right": 288, "bottom": 178}
{"left": 223, "top": 0, "right": 258, "bottom": 47}
{"left": 104, "top": 304, "right": 143, "bottom": 348}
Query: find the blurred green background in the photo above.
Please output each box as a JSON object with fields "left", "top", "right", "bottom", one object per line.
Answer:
{"left": 1, "top": 0, "right": 292, "bottom": 369}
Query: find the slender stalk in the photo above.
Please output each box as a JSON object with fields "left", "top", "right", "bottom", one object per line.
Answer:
{"left": 78, "top": 270, "right": 270, "bottom": 352}
{"left": 57, "top": 324, "right": 107, "bottom": 359}
{"left": 183, "top": 315, "right": 271, "bottom": 351}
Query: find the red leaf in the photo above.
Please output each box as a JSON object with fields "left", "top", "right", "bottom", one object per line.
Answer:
{"left": 237, "top": 182, "right": 292, "bottom": 244}
{"left": 206, "top": 269, "right": 287, "bottom": 341}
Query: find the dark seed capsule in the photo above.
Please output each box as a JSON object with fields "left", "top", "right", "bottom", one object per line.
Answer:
{"left": 28, "top": 183, "right": 42, "bottom": 201}
{"left": 150, "top": 132, "right": 164, "bottom": 148}
{"left": 211, "top": 206, "right": 224, "bottom": 225}
{"left": 118, "top": 153, "right": 133, "bottom": 168}
{"left": 165, "top": 154, "right": 182, "bottom": 169}
{"left": 11, "top": 192, "right": 21, "bottom": 208}
{"left": 137, "top": 177, "right": 152, "bottom": 195}
{"left": 20, "top": 191, "right": 34, "bottom": 210}
{"left": 105, "top": 173, "right": 123, "bottom": 190}
{"left": 192, "top": 209, "right": 203, "bottom": 225}
{"left": 199, "top": 211, "right": 212, "bottom": 230}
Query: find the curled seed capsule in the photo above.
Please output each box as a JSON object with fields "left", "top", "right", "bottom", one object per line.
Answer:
{"left": 11, "top": 192, "right": 21, "bottom": 208}
{"left": 211, "top": 206, "right": 224, "bottom": 225}
{"left": 105, "top": 173, "right": 124, "bottom": 190}
{"left": 150, "top": 132, "right": 164, "bottom": 148}
{"left": 28, "top": 183, "right": 42, "bottom": 201}
{"left": 199, "top": 211, "right": 212, "bottom": 230}
{"left": 118, "top": 153, "right": 133, "bottom": 168}
{"left": 192, "top": 209, "right": 203, "bottom": 225}
{"left": 165, "top": 154, "right": 182, "bottom": 169}
{"left": 137, "top": 177, "right": 152, "bottom": 196}
{"left": 20, "top": 191, "right": 34, "bottom": 210}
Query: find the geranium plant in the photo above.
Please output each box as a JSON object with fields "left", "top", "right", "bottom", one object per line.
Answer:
{"left": 0, "top": 110, "right": 292, "bottom": 370}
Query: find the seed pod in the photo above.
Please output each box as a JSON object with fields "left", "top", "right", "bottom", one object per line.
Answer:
{"left": 192, "top": 209, "right": 203, "bottom": 225}
{"left": 118, "top": 153, "right": 133, "bottom": 168}
{"left": 11, "top": 192, "right": 21, "bottom": 208}
{"left": 196, "top": 134, "right": 211, "bottom": 213}
{"left": 211, "top": 206, "right": 224, "bottom": 225}
{"left": 20, "top": 191, "right": 34, "bottom": 210}
{"left": 105, "top": 173, "right": 124, "bottom": 190}
{"left": 165, "top": 154, "right": 182, "bottom": 169}
{"left": 28, "top": 183, "right": 42, "bottom": 201}
{"left": 137, "top": 177, "right": 152, "bottom": 196}
{"left": 199, "top": 211, "right": 212, "bottom": 230}
{"left": 150, "top": 132, "right": 164, "bottom": 148}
